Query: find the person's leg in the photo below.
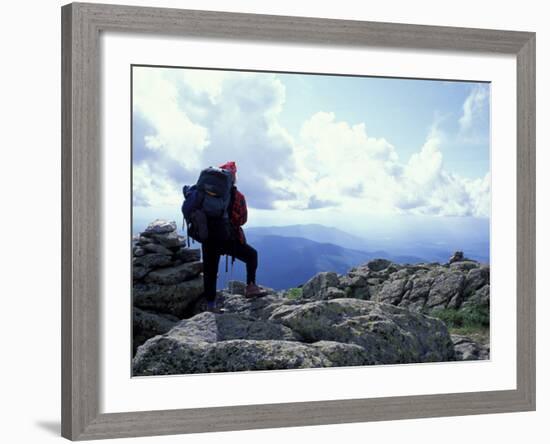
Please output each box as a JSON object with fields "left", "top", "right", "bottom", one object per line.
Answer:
{"left": 230, "top": 242, "right": 258, "bottom": 285}
{"left": 201, "top": 240, "right": 221, "bottom": 302}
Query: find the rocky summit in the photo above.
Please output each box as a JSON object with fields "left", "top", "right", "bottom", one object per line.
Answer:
{"left": 132, "top": 221, "right": 490, "bottom": 376}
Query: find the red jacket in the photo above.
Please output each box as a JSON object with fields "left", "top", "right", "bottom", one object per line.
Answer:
{"left": 230, "top": 188, "right": 247, "bottom": 244}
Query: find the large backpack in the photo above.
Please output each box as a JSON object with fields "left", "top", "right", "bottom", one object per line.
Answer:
{"left": 182, "top": 167, "right": 234, "bottom": 244}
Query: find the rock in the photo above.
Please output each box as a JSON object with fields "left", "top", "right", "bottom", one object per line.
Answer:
{"left": 130, "top": 238, "right": 493, "bottom": 375}
{"left": 133, "top": 307, "right": 177, "bottom": 353}
{"left": 302, "top": 272, "right": 340, "bottom": 299}
{"left": 463, "top": 265, "right": 490, "bottom": 297}
{"left": 325, "top": 287, "right": 347, "bottom": 299}
{"left": 222, "top": 293, "right": 294, "bottom": 321}
{"left": 150, "top": 231, "right": 181, "bottom": 248}
{"left": 376, "top": 277, "right": 408, "bottom": 305}
{"left": 167, "top": 312, "right": 300, "bottom": 343}
{"left": 269, "top": 303, "right": 305, "bottom": 322}
{"left": 367, "top": 258, "right": 392, "bottom": 272}
{"left": 133, "top": 338, "right": 333, "bottom": 376}
{"left": 138, "top": 236, "right": 154, "bottom": 245}
{"left": 426, "top": 272, "right": 465, "bottom": 309}
{"left": 273, "top": 298, "right": 455, "bottom": 364}
{"left": 133, "top": 253, "right": 173, "bottom": 270}
{"left": 133, "top": 276, "right": 204, "bottom": 317}
{"left": 338, "top": 273, "right": 370, "bottom": 299}
{"left": 449, "top": 251, "right": 464, "bottom": 264}
{"left": 450, "top": 260, "right": 479, "bottom": 271}
{"left": 175, "top": 248, "right": 201, "bottom": 263}
{"left": 403, "top": 264, "right": 432, "bottom": 273}
{"left": 133, "top": 265, "right": 149, "bottom": 281}
{"left": 142, "top": 243, "right": 174, "bottom": 255}
{"left": 143, "top": 219, "right": 177, "bottom": 235}
{"left": 144, "top": 261, "right": 203, "bottom": 285}
{"left": 311, "top": 341, "right": 371, "bottom": 367}
{"left": 451, "top": 334, "right": 490, "bottom": 360}
{"left": 399, "top": 275, "right": 433, "bottom": 312}
{"left": 463, "top": 284, "right": 490, "bottom": 307}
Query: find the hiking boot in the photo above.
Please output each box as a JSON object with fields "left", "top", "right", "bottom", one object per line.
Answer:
{"left": 245, "top": 283, "right": 268, "bottom": 298}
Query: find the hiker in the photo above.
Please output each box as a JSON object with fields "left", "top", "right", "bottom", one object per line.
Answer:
{"left": 182, "top": 161, "right": 267, "bottom": 311}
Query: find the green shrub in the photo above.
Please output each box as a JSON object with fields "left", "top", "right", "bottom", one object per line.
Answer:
{"left": 286, "top": 287, "right": 303, "bottom": 300}
{"left": 430, "top": 308, "right": 464, "bottom": 327}
{"left": 461, "top": 304, "right": 490, "bottom": 328}
{"left": 430, "top": 304, "right": 489, "bottom": 330}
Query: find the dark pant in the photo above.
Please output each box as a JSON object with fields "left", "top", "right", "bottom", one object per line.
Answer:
{"left": 201, "top": 239, "right": 258, "bottom": 301}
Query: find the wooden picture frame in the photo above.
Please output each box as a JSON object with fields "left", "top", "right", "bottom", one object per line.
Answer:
{"left": 61, "top": 2, "right": 535, "bottom": 440}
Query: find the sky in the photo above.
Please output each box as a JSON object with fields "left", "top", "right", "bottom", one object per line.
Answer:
{"left": 132, "top": 65, "right": 490, "bottom": 241}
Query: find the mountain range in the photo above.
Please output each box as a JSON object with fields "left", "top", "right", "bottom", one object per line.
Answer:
{"left": 216, "top": 224, "right": 489, "bottom": 290}
{"left": 220, "top": 225, "right": 427, "bottom": 290}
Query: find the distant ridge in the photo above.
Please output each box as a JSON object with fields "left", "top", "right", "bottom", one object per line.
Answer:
{"left": 224, "top": 233, "right": 426, "bottom": 290}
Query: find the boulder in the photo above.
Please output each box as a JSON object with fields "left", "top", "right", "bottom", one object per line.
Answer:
{"left": 222, "top": 293, "right": 294, "bottom": 321}
{"left": 133, "top": 307, "right": 177, "bottom": 353}
{"left": 302, "top": 272, "right": 340, "bottom": 299}
{"left": 174, "top": 248, "right": 201, "bottom": 263}
{"left": 338, "top": 273, "right": 370, "bottom": 299}
{"left": 133, "top": 265, "right": 149, "bottom": 281}
{"left": 449, "top": 251, "right": 464, "bottom": 264}
{"left": 133, "top": 338, "right": 333, "bottom": 376}
{"left": 463, "top": 265, "right": 490, "bottom": 297}
{"left": 449, "top": 260, "right": 479, "bottom": 272}
{"left": 426, "top": 271, "right": 465, "bottom": 309}
{"left": 167, "top": 312, "right": 300, "bottom": 343}
{"left": 376, "top": 277, "right": 408, "bottom": 305}
{"left": 325, "top": 287, "right": 347, "bottom": 299}
{"left": 311, "top": 341, "right": 371, "bottom": 367}
{"left": 463, "top": 284, "right": 490, "bottom": 307}
{"left": 150, "top": 231, "right": 181, "bottom": 248}
{"left": 142, "top": 243, "right": 173, "bottom": 256}
{"left": 367, "top": 258, "right": 392, "bottom": 272}
{"left": 133, "top": 276, "right": 204, "bottom": 317}
{"left": 272, "top": 298, "right": 455, "bottom": 364}
{"left": 398, "top": 275, "right": 434, "bottom": 311}
{"left": 133, "top": 253, "right": 173, "bottom": 271}
{"left": 143, "top": 219, "right": 177, "bottom": 235}
{"left": 451, "top": 334, "right": 490, "bottom": 360}
{"left": 138, "top": 236, "right": 154, "bottom": 245}
{"left": 144, "top": 261, "right": 203, "bottom": 285}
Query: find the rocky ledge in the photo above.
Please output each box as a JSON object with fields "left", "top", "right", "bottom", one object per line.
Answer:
{"left": 132, "top": 220, "right": 490, "bottom": 375}
{"left": 133, "top": 298, "right": 455, "bottom": 376}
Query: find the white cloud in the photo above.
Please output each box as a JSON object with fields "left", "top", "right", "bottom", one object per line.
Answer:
{"left": 281, "top": 115, "right": 490, "bottom": 218}
{"left": 459, "top": 84, "right": 489, "bottom": 133}
{"left": 133, "top": 69, "right": 210, "bottom": 171}
{"left": 273, "top": 111, "right": 401, "bottom": 213}
{"left": 133, "top": 68, "right": 296, "bottom": 209}
{"left": 133, "top": 163, "right": 181, "bottom": 208}
{"left": 132, "top": 68, "right": 490, "bottom": 219}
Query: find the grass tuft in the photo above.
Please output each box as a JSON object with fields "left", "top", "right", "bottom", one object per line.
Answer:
{"left": 430, "top": 304, "right": 489, "bottom": 330}
{"left": 286, "top": 287, "right": 303, "bottom": 300}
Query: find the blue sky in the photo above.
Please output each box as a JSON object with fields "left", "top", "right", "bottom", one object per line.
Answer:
{"left": 132, "top": 66, "right": 490, "bottom": 239}
{"left": 280, "top": 75, "right": 489, "bottom": 179}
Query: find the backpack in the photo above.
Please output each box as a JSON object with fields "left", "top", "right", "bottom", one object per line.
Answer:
{"left": 182, "top": 167, "right": 234, "bottom": 244}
